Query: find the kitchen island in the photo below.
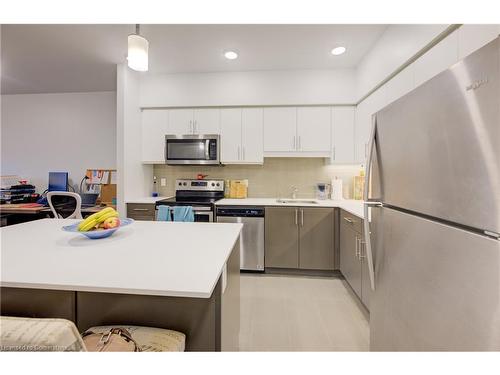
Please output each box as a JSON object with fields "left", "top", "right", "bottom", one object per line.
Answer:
{"left": 0, "top": 219, "right": 242, "bottom": 351}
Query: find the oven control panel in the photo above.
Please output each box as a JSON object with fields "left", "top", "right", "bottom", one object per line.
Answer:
{"left": 175, "top": 179, "right": 224, "bottom": 192}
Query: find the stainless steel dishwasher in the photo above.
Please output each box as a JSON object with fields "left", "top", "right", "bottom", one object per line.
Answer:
{"left": 216, "top": 206, "right": 265, "bottom": 271}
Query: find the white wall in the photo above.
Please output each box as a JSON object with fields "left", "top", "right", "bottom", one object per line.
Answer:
{"left": 1, "top": 91, "right": 116, "bottom": 192}
{"left": 116, "top": 64, "right": 153, "bottom": 215}
{"left": 356, "top": 24, "right": 449, "bottom": 101}
{"left": 140, "top": 69, "right": 356, "bottom": 107}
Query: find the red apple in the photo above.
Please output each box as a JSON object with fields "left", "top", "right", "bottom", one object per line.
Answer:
{"left": 103, "top": 217, "right": 120, "bottom": 229}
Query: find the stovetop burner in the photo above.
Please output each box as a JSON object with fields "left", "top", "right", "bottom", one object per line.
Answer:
{"left": 155, "top": 178, "right": 225, "bottom": 208}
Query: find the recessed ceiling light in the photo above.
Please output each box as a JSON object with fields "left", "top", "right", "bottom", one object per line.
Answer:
{"left": 331, "top": 46, "right": 346, "bottom": 56}
{"left": 224, "top": 50, "right": 238, "bottom": 60}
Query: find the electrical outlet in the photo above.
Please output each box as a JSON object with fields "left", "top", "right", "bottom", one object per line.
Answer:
{"left": 160, "top": 178, "right": 166, "bottom": 187}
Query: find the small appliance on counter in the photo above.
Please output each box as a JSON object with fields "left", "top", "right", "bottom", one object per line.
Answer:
{"left": 315, "top": 183, "right": 329, "bottom": 200}
{"left": 330, "top": 177, "right": 343, "bottom": 200}
{"left": 228, "top": 179, "right": 248, "bottom": 199}
{"left": 352, "top": 168, "right": 365, "bottom": 200}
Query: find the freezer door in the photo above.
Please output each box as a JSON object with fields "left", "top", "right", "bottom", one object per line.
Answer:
{"left": 374, "top": 37, "right": 500, "bottom": 234}
{"left": 370, "top": 207, "right": 500, "bottom": 351}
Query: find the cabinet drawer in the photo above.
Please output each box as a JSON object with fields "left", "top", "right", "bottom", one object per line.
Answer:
{"left": 340, "top": 209, "right": 363, "bottom": 234}
{"left": 127, "top": 204, "right": 156, "bottom": 221}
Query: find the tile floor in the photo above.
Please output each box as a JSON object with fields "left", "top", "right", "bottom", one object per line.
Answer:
{"left": 239, "top": 273, "right": 369, "bottom": 351}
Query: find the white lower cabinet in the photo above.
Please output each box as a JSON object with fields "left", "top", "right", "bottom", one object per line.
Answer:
{"left": 220, "top": 108, "right": 263, "bottom": 164}
{"left": 141, "top": 110, "right": 169, "bottom": 163}
{"left": 331, "top": 107, "right": 355, "bottom": 164}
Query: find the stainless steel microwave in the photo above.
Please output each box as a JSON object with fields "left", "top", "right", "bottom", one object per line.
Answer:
{"left": 165, "top": 134, "right": 220, "bottom": 165}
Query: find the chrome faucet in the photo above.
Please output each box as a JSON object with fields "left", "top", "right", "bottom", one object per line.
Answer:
{"left": 290, "top": 185, "right": 298, "bottom": 199}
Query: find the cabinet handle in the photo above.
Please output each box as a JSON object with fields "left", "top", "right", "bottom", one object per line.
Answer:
{"left": 300, "top": 209, "right": 304, "bottom": 227}
{"left": 243, "top": 147, "right": 245, "bottom": 160}
{"left": 355, "top": 236, "right": 360, "bottom": 259}
{"left": 194, "top": 120, "right": 197, "bottom": 134}
{"left": 133, "top": 208, "right": 149, "bottom": 211}
{"left": 298, "top": 136, "right": 301, "bottom": 150}
{"left": 295, "top": 209, "right": 298, "bottom": 226}
{"left": 293, "top": 136, "right": 296, "bottom": 150}
{"left": 189, "top": 120, "right": 192, "bottom": 134}
{"left": 359, "top": 239, "right": 366, "bottom": 261}
{"left": 237, "top": 146, "right": 241, "bottom": 160}
{"left": 343, "top": 217, "right": 353, "bottom": 224}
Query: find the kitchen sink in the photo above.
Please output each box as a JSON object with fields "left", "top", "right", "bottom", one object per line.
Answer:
{"left": 276, "top": 199, "right": 319, "bottom": 204}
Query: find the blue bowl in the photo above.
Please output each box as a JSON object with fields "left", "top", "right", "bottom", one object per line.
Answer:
{"left": 62, "top": 218, "right": 134, "bottom": 239}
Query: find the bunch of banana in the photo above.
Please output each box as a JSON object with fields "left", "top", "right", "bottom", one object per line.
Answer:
{"left": 78, "top": 207, "right": 119, "bottom": 232}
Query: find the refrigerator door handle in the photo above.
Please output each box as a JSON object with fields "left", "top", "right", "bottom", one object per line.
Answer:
{"left": 363, "top": 115, "right": 379, "bottom": 291}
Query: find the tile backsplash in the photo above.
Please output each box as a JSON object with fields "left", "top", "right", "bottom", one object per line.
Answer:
{"left": 154, "top": 158, "right": 363, "bottom": 199}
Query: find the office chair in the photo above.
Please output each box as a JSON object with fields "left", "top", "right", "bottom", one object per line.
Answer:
{"left": 47, "top": 192, "right": 83, "bottom": 219}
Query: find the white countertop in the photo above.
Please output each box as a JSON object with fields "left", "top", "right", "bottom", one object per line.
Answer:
{"left": 1, "top": 219, "right": 242, "bottom": 298}
{"left": 125, "top": 196, "right": 171, "bottom": 204}
{"left": 216, "top": 198, "right": 366, "bottom": 219}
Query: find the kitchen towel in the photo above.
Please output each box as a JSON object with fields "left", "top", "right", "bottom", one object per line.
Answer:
{"left": 157, "top": 206, "right": 171, "bottom": 221}
{"left": 172, "top": 206, "right": 195, "bottom": 222}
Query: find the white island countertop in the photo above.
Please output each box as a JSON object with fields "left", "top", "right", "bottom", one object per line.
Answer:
{"left": 216, "top": 198, "right": 366, "bottom": 219}
{"left": 1, "top": 219, "right": 242, "bottom": 298}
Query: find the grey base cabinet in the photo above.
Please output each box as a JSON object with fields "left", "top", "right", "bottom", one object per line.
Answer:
{"left": 339, "top": 209, "right": 371, "bottom": 310}
{"left": 265, "top": 207, "right": 335, "bottom": 271}
{"left": 127, "top": 203, "right": 156, "bottom": 221}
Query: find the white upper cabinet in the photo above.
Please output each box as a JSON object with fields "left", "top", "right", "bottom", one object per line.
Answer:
{"left": 458, "top": 24, "right": 500, "bottom": 59}
{"left": 385, "top": 64, "right": 415, "bottom": 106}
{"left": 263, "top": 107, "right": 297, "bottom": 152}
{"left": 220, "top": 108, "right": 242, "bottom": 163}
{"left": 168, "top": 109, "right": 194, "bottom": 135}
{"left": 193, "top": 108, "right": 220, "bottom": 134}
{"left": 220, "top": 108, "right": 263, "bottom": 164}
{"left": 355, "top": 86, "right": 387, "bottom": 164}
{"left": 241, "top": 108, "right": 264, "bottom": 163}
{"left": 296, "top": 107, "right": 331, "bottom": 152}
{"left": 331, "top": 107, "right": 355, "bottom": 164}
{"left": 141, "top": 110, "right": 169, "bottom": 163}
{"left": 414, "top": 30, "right": 459, "bottom": 88}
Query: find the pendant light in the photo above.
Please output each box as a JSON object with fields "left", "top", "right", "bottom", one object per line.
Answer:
{"left": 127, "top": 24, "right": 149, "bottom": 72}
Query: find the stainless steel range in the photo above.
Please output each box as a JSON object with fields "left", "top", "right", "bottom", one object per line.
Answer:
{"left": 155, "top": 179, "right": 224, "bottom": 222}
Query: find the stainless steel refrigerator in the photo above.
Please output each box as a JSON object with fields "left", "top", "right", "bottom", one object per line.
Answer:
{"left": 363, "top": 37, "right": 500, "bottom": 351}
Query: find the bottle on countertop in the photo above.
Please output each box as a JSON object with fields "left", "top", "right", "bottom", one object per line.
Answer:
{"left": 152, "top": 176, "right": 159, "bottom": 197}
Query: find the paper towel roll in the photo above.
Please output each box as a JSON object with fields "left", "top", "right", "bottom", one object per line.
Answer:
{"left": 331, "top": 178, "right": 343, "bottom": 200}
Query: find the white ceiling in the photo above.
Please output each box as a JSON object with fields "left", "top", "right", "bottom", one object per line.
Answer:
{"left": 1, "top": 24, "right": 387, "bottom": 94}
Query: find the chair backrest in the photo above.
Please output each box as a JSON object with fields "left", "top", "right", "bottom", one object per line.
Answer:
{"left": 47, "top": 192, "right": 83, "bottom": 219}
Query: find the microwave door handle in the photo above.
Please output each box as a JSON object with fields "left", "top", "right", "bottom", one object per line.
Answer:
{"left": 205, "top": 140, "right": 210, "bottom": 160}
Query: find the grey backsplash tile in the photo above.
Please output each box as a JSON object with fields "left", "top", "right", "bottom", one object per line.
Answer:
{"left": 154, "top": 158, "right": 363, "bottom": 199}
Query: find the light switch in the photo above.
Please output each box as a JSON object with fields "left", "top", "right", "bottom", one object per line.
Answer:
{"left": 160, "top": 178, "right": 167, "bottom": 187}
